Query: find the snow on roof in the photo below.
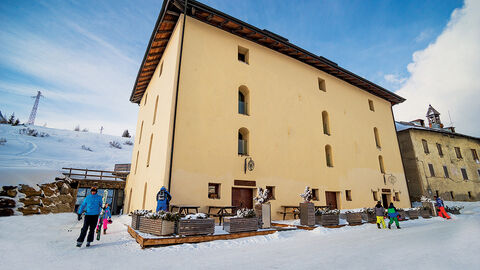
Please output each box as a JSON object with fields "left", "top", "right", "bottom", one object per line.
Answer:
{"left": 395, "top": 121, "right": 479, "bottom": 141}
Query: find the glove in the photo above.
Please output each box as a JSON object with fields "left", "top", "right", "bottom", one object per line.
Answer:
{"left": 77, "top": 214, "right": 82, "bottom": 221}
{"left": 108, "top": 219, "right": 113, "bottom": 224}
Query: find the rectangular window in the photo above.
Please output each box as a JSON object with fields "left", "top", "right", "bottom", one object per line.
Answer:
{"left": 435, "top": 190, "right": 439, "bottom": 197}
{"left": 468, "top": 191, "right": 472, "bottom": 199}
{"left": 238, "top": 46, "right": 249, "bottom": 64}
{"left": 266, "top": 186, "right": 275, "bottom": 200}
{"left": 450, "top": 191, "right": 455, "bottom": 200}
{"left": 461, "top": 168, "right": 468, "bottom": 180}
{"left": 428, "top": 163, "right": 435, "bottom": 177}
{"left": 208, "top": 183, "right": 220, "bottom": 199}
{"left": 318, "top": 77, "right": 326, "bottom": 92}
{"left": 472, "top": 149, "right": 479, "bottom": 161}
{"left": 368, "top": 99, "right": 375, "bottom": 111}
{"left": 422, "top": 139, "right": 429, "bottom": 154}
{"left": 372, "top": 191, "right": 378, "bottom": 201}
{"left": 395, "top": 192, "right": 400, "bottom": 201}
{"left": 478, "top": 169, "right": 480, "bottom": 178}
{"left": 312, "top": 189, "right": 319, "bottom": 201}
{"left": 346, "top": 190, "right": 352, "bottom": 201}
{"left": 436, "top": 143, "right": 443, "bottom": 157}
{"left": 443, "top": 165, "right": 449, "bottom": 178}
{"left": 455, "top": 147, "right": 462, "bottom": 159}
{"left": 238, "top": 139, "right": 247, "bottom": 155}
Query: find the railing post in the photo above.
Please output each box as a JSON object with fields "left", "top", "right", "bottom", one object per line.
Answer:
{"left": 84, "top": 169, "right": 87, "bottom": 179}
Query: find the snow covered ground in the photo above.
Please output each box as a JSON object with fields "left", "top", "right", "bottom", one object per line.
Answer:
{"left": 0, "top": 124, "right": 133, "bottom": 185}
{"left": 1, "top": 201, "right": 479, "bottom": 270}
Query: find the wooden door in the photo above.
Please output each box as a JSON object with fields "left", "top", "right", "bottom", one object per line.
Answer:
{"left": 325, "top": 191, "right": 338, "bottom": 209}
{"left": 382, "top": 193, "right": 391, "bottom": 208}
{"left": 232, "top": 188, "right": 253, "bottom": 209}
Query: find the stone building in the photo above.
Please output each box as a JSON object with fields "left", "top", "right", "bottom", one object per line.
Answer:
{"left": 124, "top": 0, "right": 411, "bottom": 218}
{"left": 397, "top": 105, "right": 480, "bottom": 201}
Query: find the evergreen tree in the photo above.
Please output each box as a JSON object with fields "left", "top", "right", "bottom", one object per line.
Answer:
{"left": 122, "top": 129, "right": 131, "bottom": 138}
{"left": 8, "top": 113, "right": 15, "bottom": 124}
{"left": 12, "top": 118, "right": 20, "bottom": 126}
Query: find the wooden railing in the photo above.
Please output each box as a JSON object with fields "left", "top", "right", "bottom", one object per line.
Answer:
{"left": 62, "top": 167, "right": 127, "bottom": 181}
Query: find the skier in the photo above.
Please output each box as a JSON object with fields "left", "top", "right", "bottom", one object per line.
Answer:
{"left": 76, "top": 186, "right": 103, "bottom": 247}
{"left": 375, "top": 201, "right": 386, "bottom": 229}
{"left": 156, "top": 186, "right": 172, "bottom": 212}
{"left": 434, "top": 196, "right": 451, "bottom": 219}
{"left": 101, "top": 203, "right": 112, "bottom": 234}
{"left": 387, "top": 202, "right": 401, "bottom": 229}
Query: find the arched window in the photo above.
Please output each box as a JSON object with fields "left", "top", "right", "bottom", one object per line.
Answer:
{"left": 139, "top": 121, "right": 144, "bottom": 144}
{"left": 238, "top": 85, "right": 249, "bottom": 115}
{"left": 325, "top": 145, "right": 333, "bottom": 167}
{"left": 322, "top": 111, "right": 330, "bottom": 135}
{"left": 147, "top": 134, "right": 153, "bottom": 167}
{"left": 374, "top": 127, "right": 381, "bottom": 148}
{"left": 378, "top": 155, "right": 385, "bottom": 173}
{"left": 153, "top": 95, "right": 159, "bottom": 125}
{"left": 142, "top": 182, "right": 147, "bottom": 209}
{"left": 238, "top": 128, "right": 249, "bottom": 155}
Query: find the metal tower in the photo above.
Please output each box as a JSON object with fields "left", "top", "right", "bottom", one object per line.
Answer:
{"left": 27, "top": 91, "right": 44, "bottom": 125}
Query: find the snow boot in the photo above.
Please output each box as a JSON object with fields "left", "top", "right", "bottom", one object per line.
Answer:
{"left": 86, "top": 242, "right": 91, "bottom": 247}
{"left": 377, "top": 223, "right": 381, "bottom": 229}
{"left": 388, "top": 223, "right": 391, "bottom": 229}
{"left": 76, "top": 242, "right": 82, "bottom": 247}
{"left": 397, "top": 225, "right": 401, "bottom": 229}
{"left": 104, "top": 229, "right": 106, "bottom": 234}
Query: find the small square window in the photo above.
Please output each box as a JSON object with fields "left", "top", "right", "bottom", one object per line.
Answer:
{"left": 455, "top": 147, "right": 462, "bottom": 159}
{"left": 422, "top": 139, "right": 429, "bottom": 154}
{"left": 437, "top": 143, "right": 443, "bottom": 157}
{"left": 395, "top": 192, "right": 400, "bottom": 201}
{"left": 443, "top": 166, "right": 449, "bottom": 178}
{"left": 346, "top": 190, "right": 352, "bottom": 201}
{"left": 428, "top": 163, "right": 435, "bottom": 177}
{"left": 266, "top": 186, "right": 275, "bottom": 200}
{"left": 318, "top": 77, "right": 326, "bottom": 92}
{"left": 368, "top": 100, "right": 375, "bottom": 111}
{"left": 461, "top": 168, "right": 468, "bottom": 180}
{"left": 238, "top": 46, "right": 249, "bottom": 64}
{"left": 312, "top": 189, "right": 319, "bottom": 201}
{"left": 450, "top": 191, "right": 455, "bottom": 200}
{"left": 472, "top": 149, "right": 479, "bottom": 161}
{"left": 372, "top": 191, "right": 378, "bottom": 201}
{"left": 208, "top": 183, "right": 220, "bottom": 199}
{"left": 468, "top": 191, "right": 472, "bottom": 199}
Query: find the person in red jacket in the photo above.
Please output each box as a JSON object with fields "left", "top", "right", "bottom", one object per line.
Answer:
{"left": 434, "top": 196, "right": 451, "bottom": 219}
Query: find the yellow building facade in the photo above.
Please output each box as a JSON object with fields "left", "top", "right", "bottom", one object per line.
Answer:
{"left": 124, "top": 0, "right": 411, "bottom": 219}
{"left": 397, "top": 121, "right": 480, "bottom": 202}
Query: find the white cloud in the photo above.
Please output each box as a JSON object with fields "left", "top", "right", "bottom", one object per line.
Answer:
{"left": 414, "top": 29, "right": 434, "bottom": 43}
{"left": 384, "top": 74, "right": 407, "bottom": 85}
{"left": 393, "top": 0, "right": 480, "bottom": 137}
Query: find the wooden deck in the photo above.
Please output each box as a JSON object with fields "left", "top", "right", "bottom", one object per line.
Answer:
{"left": 271, "top": 222, "right": 347, "bottom": 230}
{"left": 128, "top": 226, "right": 283, "bottom": 248}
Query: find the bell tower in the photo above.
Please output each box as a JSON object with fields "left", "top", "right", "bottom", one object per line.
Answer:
{"left": 426, "top": 104, "right": 443, "bottom": 128}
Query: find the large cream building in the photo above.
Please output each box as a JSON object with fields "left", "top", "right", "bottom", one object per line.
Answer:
{"left": 124, "top": 0, "right": 411, "bottom": 218}
{"left": 397, "top": 105, "right": 480, "bottom": 201}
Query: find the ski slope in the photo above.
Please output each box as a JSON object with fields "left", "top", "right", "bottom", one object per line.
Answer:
{"left": 0, "top": 124, "right": 133, "bottom": 186}
{"left": 0, "top": 201, "right": 479, "bottom": 270}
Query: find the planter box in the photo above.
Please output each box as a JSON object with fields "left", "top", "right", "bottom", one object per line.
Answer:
{"left": 346, "top": 212, "right": 363, "bottom": 225}
{"left": 131, "top": 214, "right": 142, "bottom": 230}
{"left": 139, "top": 217, "right": 175, "bottom": 236}
{"left": 397, "top": 210, "right": 407, "bottom": 221}
{"left": 317, "top": 214, "right": 339, "bottom": 226}
{"left": 177, "top": 218, "right": 215, "bottom": 236}
{"left": 362, "top": 212, "right": 376, "bottom": 223}
{"left": 422, "top": 202, "right": 437, "bottom": 216}
{"left": 407, "top": 210, "right": 419, "bottom": 219}
{"left": 300, "top": 202, "right": 315, "bottom": 226}
{"left": 420, "top": 208, "right": 432, "bottom": 218}
{"left": 223, "top": 217, "right": 258, "bottom": 233}
{"left": 254, "top": 203, "right": 271, "bottom": 229}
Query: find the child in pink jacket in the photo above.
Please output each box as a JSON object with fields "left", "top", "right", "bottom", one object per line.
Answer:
{"left": 102, "top": 203, "right": 112, "bottom": 234}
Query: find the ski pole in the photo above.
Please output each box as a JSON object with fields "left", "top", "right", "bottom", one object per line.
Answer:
{"left": 67, "top": 214, "right": 83, "bottom": 232}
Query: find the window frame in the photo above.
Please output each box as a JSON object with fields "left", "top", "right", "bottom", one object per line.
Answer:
{"left": 443, "top": 165, "right": 449, "bottom": 178}
{"left": 318, "top": 77, "right": 326, "bottom": 92}
{"left": 422, "top": 139, "right": 429, "bottom": 154}
{"left": 372, "top": 191, "right": 378, "bottom": 201}
{"left": 266, "top": 186, "right": 276, "bottom": 200}
{"left": 461, "top": 168, "right": 468, "bottom": 180}
{"left": 238, "top": 46, "right": 249, "bottom": 64}
{"left": 436, "top": 143, "right": 443, "bottom": 157}
{"left": 345, "top": 190, "right": 352, "bottom": 201}
{"left": 368, "top": 99, "right": 375, "bottom": 111}
{"left": 428, "top": 163, "right": 435, "bottom": 177}
{"left": 208, "top": 183, "right": 221, "bottom": 199}
{"left": 455, "top": 147, "right": 462, "bottom": 159}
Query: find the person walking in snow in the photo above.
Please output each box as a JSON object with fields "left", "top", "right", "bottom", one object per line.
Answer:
{"left": 76, "top": 186, "right": 103, "bottom": 247}
{"left": 101, "top": 203, "right": 112, "bottom": 234}
{"left": 156, "top": 186, "right": 172, "bottom": 212}
{"left": 375, "top": 201, "right": 386, "bottom": 229}
{"left": 434, "top": 196, "right": 451, "bottom": 219}
{"left": 387, "top": 202, "right": 401, "bottom": 229}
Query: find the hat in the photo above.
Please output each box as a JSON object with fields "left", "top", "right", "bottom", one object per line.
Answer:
{"left": 91, "top": 186, "right": 98, "bottom": 192}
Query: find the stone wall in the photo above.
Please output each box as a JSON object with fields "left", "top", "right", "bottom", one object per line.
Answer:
{"left": 0, "top": 177, "right": 77, "bottom": 216}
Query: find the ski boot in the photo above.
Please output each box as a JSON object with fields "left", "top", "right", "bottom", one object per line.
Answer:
{"left": 86, "top": 242, "right": 91, "bottom": 247}
{"left": 377, "top": 223, "right": 381, "bottom": 229}
{"left": 103, "top": 229, "right": 107, "bottom": 234}
{"left": 397, "top": 225, "right": 401, "bottom": 229}
{"left": 76, "top": 242, "right": 82, "bottom": 247}
{"left": 388, "top": 223, "right": 391, "bottom": 229}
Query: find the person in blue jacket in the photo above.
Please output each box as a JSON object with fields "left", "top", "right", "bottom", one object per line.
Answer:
{"left": 156, "top": 186, "right": 172, "bottom": 212}
{"left": 76, "top": 186, "right": 103, "bottom": 247}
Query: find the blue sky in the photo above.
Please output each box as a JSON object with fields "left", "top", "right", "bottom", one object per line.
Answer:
{"left": 2, "top": 0, "right": 478, "bottom": 136}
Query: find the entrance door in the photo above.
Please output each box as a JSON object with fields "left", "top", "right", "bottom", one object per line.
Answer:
{"left": 325, "top": 191, "right": 338, "bottom": 209}
{"left": 232, "top": 188, "right": 253, "bottom": 209}
{"left": 381, "top": 193, "right": 391, "bottom": 208}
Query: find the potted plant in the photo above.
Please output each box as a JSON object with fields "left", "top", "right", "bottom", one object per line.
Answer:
{"left": 345, "top": 210, "right": 363, "bottom": 225}
{"left": 315, "top": 208, "right": 340, "bottom": 226}
{"left": 361, "top": 208, "right": 376, "bottom": 223}
{"left": 254, "top": 187, "right": 271, "bottom": 229}
{"left": 406, "top": 208, "right": 420, "bottom": 219}
{"left": 223, "top": 208, "right": 258, "bottom": 233}
{"left": 130, "top": 209, "right": 151, "bottom": 230}
{"left": 139, "top": 211, "right": 179, "bottom": 236}
{"left": 299, "top": 186, "right": 315, "bottom": 226}
{"left": 177, "top": 213, "right": 215, "bottom": 236}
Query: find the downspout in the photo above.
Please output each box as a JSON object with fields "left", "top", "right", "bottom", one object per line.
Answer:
{"left": 168, "top": 0, "right": 188, "bottom": 192}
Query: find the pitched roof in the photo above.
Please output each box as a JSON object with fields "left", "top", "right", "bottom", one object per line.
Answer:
{"left": 395, "top": 121, "right": 479, "bottom": 141}
{"left": 130, "top": 0, "right": 406, "bottom": 105}
{"left": 426, "top": 104, "right": 440, "bottom": 117}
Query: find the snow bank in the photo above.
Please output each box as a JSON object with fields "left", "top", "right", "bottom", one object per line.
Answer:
{"left": 0, "top": 124, "right": 133, "bottom": 185}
